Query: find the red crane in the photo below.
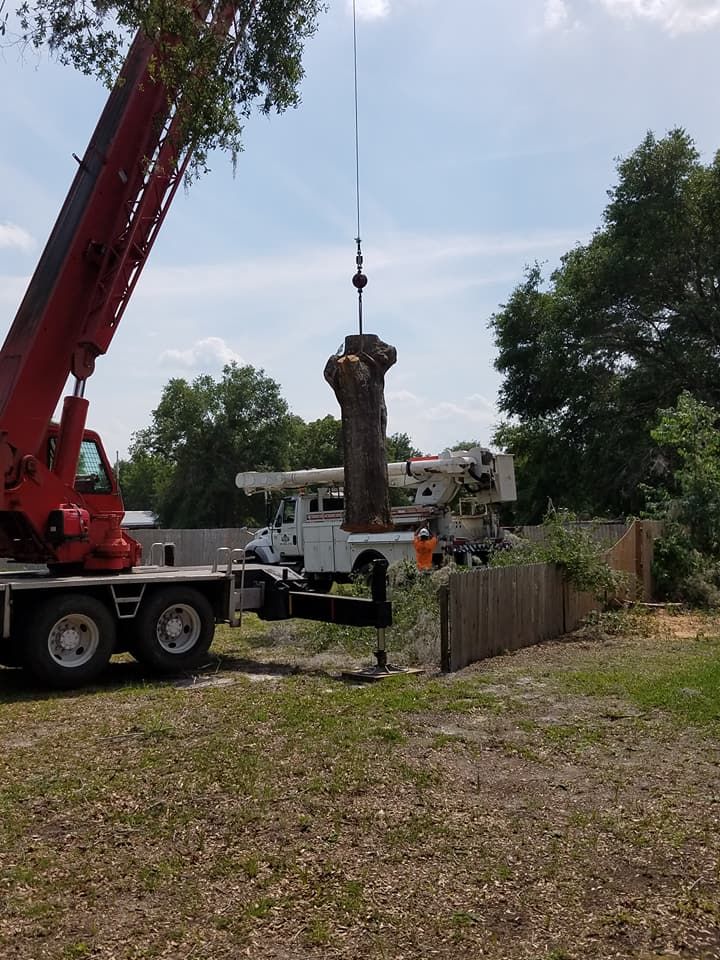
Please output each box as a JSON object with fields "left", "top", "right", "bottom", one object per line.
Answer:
{"left": 0, "top": 16, "right": 231, "bottom": 572}
{"left": 0, "top": 10, "right": 394, "bottom": 692}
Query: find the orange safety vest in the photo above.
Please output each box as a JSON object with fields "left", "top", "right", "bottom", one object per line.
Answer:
{"left": 413, "top": 534, "right": 438, "bottom": 571}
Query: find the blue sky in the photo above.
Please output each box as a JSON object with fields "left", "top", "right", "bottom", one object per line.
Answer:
{"left": 2, "top": 0, "right": 720, "bottom": 460}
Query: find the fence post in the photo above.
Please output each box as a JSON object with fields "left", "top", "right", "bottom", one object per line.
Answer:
{"left": 439, "top": 585, "right": 450, "bottom": 673}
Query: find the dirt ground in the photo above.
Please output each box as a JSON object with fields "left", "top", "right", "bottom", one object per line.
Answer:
{"left": 1, "top": 609, "right": 719, "bottom": 959}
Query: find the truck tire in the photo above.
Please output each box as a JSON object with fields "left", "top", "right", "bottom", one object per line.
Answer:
{"left": 306, "top": 574, "right": 334, "bottom": 594}
{"left": 352, "top": 551, "right": 385, "bottom": 584}
{"left": 0, "top": 638, "right": 21, "bottom": 668}
{"left": 21, "top": 594, "right": 116, "bottom": 689}
{"left": 132, "top": 587, "right": 215, "bottom": 673}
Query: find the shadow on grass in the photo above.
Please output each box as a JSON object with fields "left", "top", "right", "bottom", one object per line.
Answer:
{"left": 206, "top": 652, "right": 334, "bottom": 680}
{"left": 0, "top": 652, "right": 338, "bottom": 704}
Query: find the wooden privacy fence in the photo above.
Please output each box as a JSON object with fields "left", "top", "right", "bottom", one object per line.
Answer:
{"left": 133, "top": 528, "right": 253, "bottom": 567}
{"left": 517, "top": 521, "right": 628, "bottom": 546}
{"left": 442, "top": 520, "right": 663, "bottom": 672}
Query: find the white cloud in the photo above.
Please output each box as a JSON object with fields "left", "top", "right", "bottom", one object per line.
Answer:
{"left": 385, "top": 392, "right": 500, "bottom": 455}
{"left": 599, "top": 0, "right": 720, "bottom": 32}
{"left": 134, "top": 228, "right": 584, "bottom": 302}
{"left": 0, "top": 222, "right": 34, "bottom": 251}
{"left": 544, "top": 0, "right": 572, "bottom": 30}
{"left": 160, "top": 336, "right": 243, "bottom": 370}
{"left": 351, "top": 0, "right": 391, "bottom": 19}
{"left": 424, "top": 398, "right": 496, "bottom": 426}
{"left": 386, "top": 389, "right": 421, "bottom": 405}
{"left": 545, "top": 0, "right": 720, "bottom": 33}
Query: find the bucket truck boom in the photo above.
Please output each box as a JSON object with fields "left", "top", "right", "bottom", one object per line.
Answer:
{"left": 238, "top": 447, "right": 516, "bottom": 587}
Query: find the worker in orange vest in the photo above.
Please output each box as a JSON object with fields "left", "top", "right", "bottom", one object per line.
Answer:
{"left": 413, "top": 526, "right": 438, "bottom": 572}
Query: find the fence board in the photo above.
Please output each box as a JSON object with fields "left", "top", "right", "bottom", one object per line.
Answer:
{"left": 518, "top": 522, "right": 627, "bottom": 546}
{"left": 449, "top": 563, "right": 566, "bottom": 671}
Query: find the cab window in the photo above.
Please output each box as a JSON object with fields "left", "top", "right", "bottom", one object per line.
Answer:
{"left": 76, "top": 440, "right": 113, "bottom": 493}
{"left": 47, "top": 437, "right": 113, "bottom": 494}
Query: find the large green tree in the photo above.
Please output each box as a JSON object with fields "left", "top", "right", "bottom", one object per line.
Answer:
{"left": 121, "top": 387, "right": 426, "bottom": 526}
{"left": 117, "top": 451, "right": 171, "bottom": 515}
{"left": 492, "top": 129, "right": 720, "bottom": 522}
{"left": 289, "top": 415, "right": 343, "bottom": 469}
{"left": 651, "top": 392, "right": 720, "bottom": 556}
{"left": 386, "top": 432, "right": 422, "bottom": 462}
{"left": 8, "top": 0, "right": 325, "bottom": 177}
{"left": 129, "top": 362, "right": 296, "bottom": 527}
{"left": 287, "top": 421, "right": 421, "bottom": 471}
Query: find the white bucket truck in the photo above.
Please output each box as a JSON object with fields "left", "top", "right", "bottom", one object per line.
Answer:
{"left": 236, "top": 447, "right": 516, "bottom": 590}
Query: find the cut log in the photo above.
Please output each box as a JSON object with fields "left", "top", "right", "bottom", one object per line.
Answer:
{"left": 324, "top": 334, "right": 397, "bottom": 532}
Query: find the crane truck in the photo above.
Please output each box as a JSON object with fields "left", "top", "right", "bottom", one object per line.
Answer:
{"left": 237, "top": 447, "right": 517, "bottom": 590}
{"left": 0, "top": 14, "right": 391, "bottom": 689}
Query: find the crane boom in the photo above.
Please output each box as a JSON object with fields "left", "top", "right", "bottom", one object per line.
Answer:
{"left": 0, "top": 11, "right": 233, "bottom": 570}
{"left": 0, "top": 33, "right": 183, "bottom": 455}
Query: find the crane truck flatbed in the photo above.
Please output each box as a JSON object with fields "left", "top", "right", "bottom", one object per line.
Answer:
{"left": 0, "top": 556, "right": 391, "bottom": 688}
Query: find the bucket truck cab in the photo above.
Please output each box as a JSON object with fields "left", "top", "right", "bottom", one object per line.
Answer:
{"left": 239, "top": 448, "right": 517, "bottom": 588}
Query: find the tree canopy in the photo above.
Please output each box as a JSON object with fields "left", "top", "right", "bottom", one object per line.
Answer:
{"left": 289, "top": 414, "right": 343, "bottom": 470}
{"left": 8, "top": 0, "right": 326, "bottom": 176}
{"left": 650, "top": 392, "right": 720, "bottom": 557}
{"left": 122, "top": 362, "right": 296, "bottom": 527}
{"left": 118, "top": 365, "right": 428, "bottom": 528}
{"left": 492, "top": 129, "right": 720, "bottom": 522}
{"left": 647, "top": 393, "right": 720, "bottom": 605}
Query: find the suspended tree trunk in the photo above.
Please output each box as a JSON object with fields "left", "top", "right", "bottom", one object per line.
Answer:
{"left": 324, "top": 334, "right": 397, "bottom": 532}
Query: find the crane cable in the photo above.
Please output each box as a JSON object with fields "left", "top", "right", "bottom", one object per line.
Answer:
{"left": 351, "top": 0, "right": 368, "bottom": 337}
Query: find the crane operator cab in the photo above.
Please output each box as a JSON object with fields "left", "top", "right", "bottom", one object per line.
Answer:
{"left": 46, "top": 430, "right": 115, "bottom": 496}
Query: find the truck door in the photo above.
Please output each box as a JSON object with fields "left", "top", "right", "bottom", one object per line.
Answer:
{"left": 274, "top": 497, "right": 302, "bottom": 560}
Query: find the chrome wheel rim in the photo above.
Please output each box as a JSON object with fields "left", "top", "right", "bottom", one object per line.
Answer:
{"left": 155, "top": 604, "right": 201, "bottom": 655}
{"left": 47, "top": 614, "right": 100, "bottom": 668}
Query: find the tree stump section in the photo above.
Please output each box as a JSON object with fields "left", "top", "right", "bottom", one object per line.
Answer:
{"left": 324, "top": 334, "right": 397, "bottom": 532}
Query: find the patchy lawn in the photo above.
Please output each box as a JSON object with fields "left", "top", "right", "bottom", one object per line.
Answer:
{"left": 1, "top": 609, "right": 719, "bottom": 959}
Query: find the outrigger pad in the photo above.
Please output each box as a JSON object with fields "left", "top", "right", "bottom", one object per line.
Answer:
{"left": 341, "top": 664, "right": 423, "bottom": 684}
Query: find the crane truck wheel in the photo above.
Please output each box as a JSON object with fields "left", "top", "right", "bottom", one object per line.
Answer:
{"left": 20, "top": 594, "right": 116, "bottom": 689}
{"left": 0, "top": 638, "right": 21, "bottom": 668}
{"left": 131, "top": 587, "right": 214, "bottom": 673}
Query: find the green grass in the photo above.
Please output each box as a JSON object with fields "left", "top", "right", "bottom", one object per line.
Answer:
{"left": 2, "top": 610, "right": 720, "bottom": 958}
{"left": 558, "top": 643, "right": 720, "bottom": 728}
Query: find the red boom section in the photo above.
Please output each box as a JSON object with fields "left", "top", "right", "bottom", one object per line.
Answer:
{"left": 0, "top": 28, "right": 194, "bottom": 569}
{"left": 0, "top": 31, "right": 188, "bottom": 457}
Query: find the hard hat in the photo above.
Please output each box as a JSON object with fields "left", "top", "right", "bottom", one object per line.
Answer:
{"left": 418, "top": 527, "right": 430, "bottom": 539}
